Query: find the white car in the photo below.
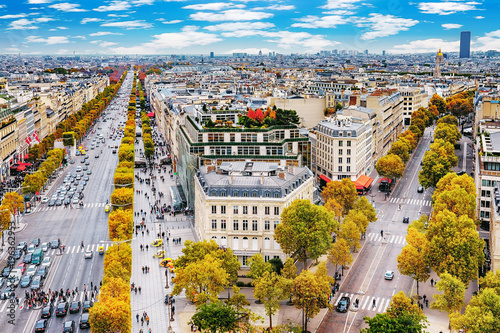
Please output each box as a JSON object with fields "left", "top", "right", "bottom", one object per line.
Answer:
{"left": 27, "top": 245, "right": 35, "bottom": 254}
{"left": 26, "top": 265, "right": 37, "bottom": 277}
{"left": 41, "top": 197, "right": 49, "bottom": 204}
{"left": 41, "top": 257, "right": 51, "bottom": 268}
{"left": 72, "top": 197, "right": 79, "bottom": 205}
{"left": 41, "top": 243, "right": 49, "bottom": 252}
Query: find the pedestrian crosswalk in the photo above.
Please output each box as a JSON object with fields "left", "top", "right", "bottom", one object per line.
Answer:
{"left": 35, "top": 202, "right": 107, "bottom": 212}
{"left": 46, "top": 243, "right": 111, "bottom": 256}
{"left": 389, "top": 197, "right": 432, "bottom": 207}
{"left": 366, "top": 232, "right": 406, "bottom": 245}
{"left": 334, "top": 292, "right": 391, "bottom": 313}
{"left": 0, "top": 290, "right": 99, "bottom": 312}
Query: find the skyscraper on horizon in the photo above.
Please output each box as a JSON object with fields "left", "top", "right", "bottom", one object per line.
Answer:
{"left": 460, "top": 31, "right": 471, "bottom": 58}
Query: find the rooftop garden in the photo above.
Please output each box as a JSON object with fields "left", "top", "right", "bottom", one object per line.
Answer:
{"left": 203, "top": 106, "right": 300, "bottom": 129}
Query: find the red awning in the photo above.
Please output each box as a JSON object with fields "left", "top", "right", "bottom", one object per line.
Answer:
{"left": 320, "top": 174, "right": 331, "bottom": 183}
{"left": 23, "top": 154, "right": 29, "bottom": 160}
{"left": 16, "top": 165, "right": 26, "bottom": 171}
{"left": 355, "top": 175, "right": 374, "bottom": 190}
{"left": 147, "top": 112, "right": 155, "bottom": 117}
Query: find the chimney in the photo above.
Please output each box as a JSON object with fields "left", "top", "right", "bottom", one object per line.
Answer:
{"left": 278, "top": 172, "right": 286, "bottom": 180}
{"left": 207, "top": 165, "right": 216, "bottom": 173}
{"left": 229, "top": 174, "right": 233, "bottom": 184}
{"left": 260, "top": 172, "right": 264, "bottom": 185}
{"left": 289, "top": 165, "right": 294, "bottom": 175}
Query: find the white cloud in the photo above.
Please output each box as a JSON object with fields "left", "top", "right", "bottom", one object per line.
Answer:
{"left": 8, "top": 19, "right": 39, "bottom": 30}
{"left": 204, "top": 21, "right": 274, "bottom": 31}
{"left": 55, "top": 49, "right": 70, "bottom": 54}
{"left": 27, "top": 0, "right": 52, "bottom": 3}
{"left": 183, "top": 2, "right": 245, "bottom": 10}
{"left": 475, "top": 16, "right": 484, "bottom": 19}
{"left": 0, "top": 5, "right": 5, "bottom": 8}
{"left": 224, "top": 47, "right": 274, "bottom": 54}
{"left": 25, "top": 36, "right": 70, "bottom": 45}
{"left": 162, "top": 19, "right": 183, "bottom": 24}
{"left": 111, "top": 26, "right": 221, "bottom": 54}
{"left": 357, "top": 14, "right": 418, "bottom": 40}
{"left": 418, "top": 1, "right": 481, "bottom": 15}
{"left": 90, "top": 40, "right": 118, "bottom": 47}
{"left": 131, "top": 0, "right": 155, "bottom": 4}
{"left": 474, "top": 30, "right": 500, "bottom": 51}
{"left": 73, "top": 35, "right": 86, "bottom": 39}
{"left": 321, "top": 0, "right": 363, "bottom": 10}
{"left": 389, "top": 38, "right": 459, "bottom": 53}
{"left": 5, "top": 47, "right": 21, "bottom": 52}
{"left": 57, "top": 26, "right": 68, "bottom": 30}
{"left": 190, "top": 9, "right": 273, "bottom": 21}
{"left": 0, "top": 14, "right": 27, "bottom": 19}
{"left": 322, "top": 10, "right": 356, "bottom": 15}
{"left": 291, "top": 15, "right": 349, "bottom": 29}
{"left": 35, "top": 17, "right": 54, "bottom": 23}
{"left": 261, "top": 31, "right": 339, "bottom": 51}
{"left": 49, "top": 3, "right": 88, "bottom": 12}
{"left": 442, "top": 23, "right": 462, "bottom": 30}
{"left": 94, "top": 1, "right": 131, "bottom": 12}
{"left": 89, "top": 31, "right": 123, "bottom": 36}
{"left": 81, "top": 18, "right": 102, "bottom": 24}
{"left": 100, "top": 20, "right": 152, "bottom": 29}
{"left": 108, "top": 14, "right": 129, "bottom": 17}
{"left": 263, "top": 4, "right": 295, "bottom": 10}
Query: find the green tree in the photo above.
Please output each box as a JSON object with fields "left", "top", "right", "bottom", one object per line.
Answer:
{"left": 2, "top": 192, "right": 25, "bottom": 214}
{"left": 344, "top": 209, "right": 370, "bottom": 235}
{"left": 352, "top": 196, "right": 377, "bottom": 223}
{"left": 375, "top": 154, "right": 405, "bottom": 180}
{"left": 387, "top": 140, "right": 410, "bottom": 163}
{"left": 408, "top": 215, "right": 429, "bottom": 233}
{"left": 426, "top": 210, "right": 485, "bottom": 284}
{"left": 274, "top": 199, "right": 337, "bottom": 269}
{"left": 280, "top": 258, "right": 297, "bottom": 302}
{"left": 190, "top": 301, "right": 239, "bottom": 333}
{"left": 434, "top": 123, "right": 461, "bottom": 145}
{"left": 432, "top": 173, "right": 476, "bottom": 220}
{"left": 248, "top": 253, "right": 272, "bottom": 283}
{"left": 437, "top": 115, "right": 458, "bottom": 126}
{"left": 431, "top": 272, "right": 465, "bottom": 327}
{"left": 397, "top": 228, "right": 430, "bottom": 295}
{"left": 419, "top": 139, "right": 457, "bottom": 188}
{"left": 339, "top": 219, "right": 361, "bottom": 252}
{"left": 328, "top": 238, "right": 353, "bottom": 274}
{"left": 226, "top": 285, "right": 249, "bottom": 312}
{"left": 253, "top": 271, "right": 287, "bottom": 329}
{"left": 320, "top": 178, "right": 358, "bottom": 216}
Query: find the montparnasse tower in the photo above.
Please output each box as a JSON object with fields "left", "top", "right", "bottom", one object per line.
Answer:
{"left": 434, "top": 48, "right": 444, "bottom": 78}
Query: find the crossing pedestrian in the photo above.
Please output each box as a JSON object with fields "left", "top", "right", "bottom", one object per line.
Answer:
{"left": 141, "top": 317, "right": 144, "bottom": 326}
{"left": 138, "top": 286, "right": 141, "bottom": 294}
{"left": 146, "top": 316, "right": 149, "bottom": 325}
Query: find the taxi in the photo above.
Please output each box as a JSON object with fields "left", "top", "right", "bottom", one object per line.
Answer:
{"left": 160, "top": 258, "right": 173, "bottom": 269}
{"left": 151, "top": 239, "right": 162, "bottom": 247}
{"left": 153, "top": 249, "right": 165, "bottom": 259}
{"left": 104, "top": 204, "right": 110, "bottom": 213}
{"left": 98, "top": 246, "right": 104, "bottom": 255}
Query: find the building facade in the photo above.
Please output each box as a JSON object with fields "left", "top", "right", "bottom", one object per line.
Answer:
{"left": 460, "top": 31, "right": 471, "bottom": 59}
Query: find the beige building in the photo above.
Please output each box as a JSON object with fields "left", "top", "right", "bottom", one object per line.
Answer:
{"left": 269, "top": 96, "right": 326, "bottom": 129}
{"left": 399, "top": 87, "right": 428, "bottom": 126}
{"left": 194, "top": 161, "right": 314, "bottom": 265}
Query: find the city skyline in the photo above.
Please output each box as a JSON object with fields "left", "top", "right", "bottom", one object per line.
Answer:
{"left": 1, "top": 0, "right": 499, "bottom": 56}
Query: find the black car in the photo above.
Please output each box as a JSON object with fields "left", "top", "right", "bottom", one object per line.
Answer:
{"left": 1, "top": 267, "right": 11, "bottom": 278}
{"left": 51, "top": 240, "right": 60, "bottom": 249}
{"left": 56, "top": 302, "right": 69, "bottom": 316}
{"left": 17, "top": 242, "right": 28, "bottom": 252}
{"left": 36, "top": 266, "right": 48, "bottom": 279}
{"left": 79, "top": 313, "right": 90, "bottom": 329}
{"left": 417, "top": 186, "right": 424, "bottom": 193}
{"left": 82, "top": 300, "right": 93, "bottom": 313}
{"left": 403, "top": 217, "right": 410, "bottom": 223}
{"left": 31, "top": 238, "right": 41, "bottom": 247}
{"left": 69, "top": 301, "right": 81, "bottom": 314}
{"left": 336, "top": 296, "right": 351, "bottom": 313}
{"left": 63, "top": 320, "right": 75, "bottom": 332}
{"left": 23, "top": 253, "right": 32, "bottom": 264}
{"left": 13, "top": 249, "right": 23, "bottom": 260}
{"left": 34, "top": 319, "right": 48, "bottom": 332}
{"left": 41, "top": 304, "right": 53, "bottom": 318}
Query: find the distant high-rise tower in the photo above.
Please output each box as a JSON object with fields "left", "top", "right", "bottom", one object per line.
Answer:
{"left": 258, "top": 50, "right": 262, "bottom": 57}
{"left": 460, "top": 31, "right": 471, "bottom": 58}
{"left": 382, "top": 50, "right": 386, "bottom": 56}
{"left": 210, "top": 51, "right": 214, "bottom": 58}
{"left": 434, "top": 48, "right": 444, "bottom": 77}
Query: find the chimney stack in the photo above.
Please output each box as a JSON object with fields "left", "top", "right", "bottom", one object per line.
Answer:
{"left": 229, "top": 174, "right": 233, "bottom": 185}
{"left": 278, "top": 172, "right": 286, "bottom": 180}
{"left": 260, "top": 172, "right": 264, "bottom": 185}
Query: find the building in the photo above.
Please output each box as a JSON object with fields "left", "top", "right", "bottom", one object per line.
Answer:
{"left": 210, "top": 52, "right": 214, "bottom": 58}
{"left": 313, "top": 115, "right": 373, "bottom": 183}
{"left": 460, "top": 31, "right": 471, "bottom": 59}
{"left": 434, "top": 49, "right": 444, "bottom": 78}
{"left": 306, "top": 80, "right": 357, "bottom": 96}
{"left": 399, "top": 87, "right": 428, "bottom": 126}
{"left": 194, "top": 161, "right": 314, "bottom": 265}
{"left": 269, "top": 96, "right": 326, "bottom": 129}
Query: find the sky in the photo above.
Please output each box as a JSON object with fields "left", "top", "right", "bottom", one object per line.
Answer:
{"left": 0, "top": 0, "right": 498, "bottom": 56}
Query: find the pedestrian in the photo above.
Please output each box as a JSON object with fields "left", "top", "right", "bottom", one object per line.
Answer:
{"left": 138, "top": 286, "right": 141, "bottom": 294}
{"left": 380, "top": 230, "right": 383, "bottom": 238}
{"left": 141, "top": 317, "right": 144, "bottom": 326}
{"left": 135, "top": 287, "right": 137, "bottom": 294}
{"left": 142, "top": 266, "right": 145, "bottom": 274}
{"left": 146, "top": 316, "right": 149, "bottom": 325}
{"left": 372, "top": 299, "right": 376, "bottom": 308}
{"left": 142, "top": 230, "right": 144, "bottom": 236}
{"left": 430, "top": 278, "right": 434, "bottom": 287}
{"left": 147, "top": 266, "right": 150, "bottom": 273}
{"left": 146, "top": 245, "right": 149, "bottom": 251}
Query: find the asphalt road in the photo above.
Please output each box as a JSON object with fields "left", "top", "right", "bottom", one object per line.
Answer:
{"left": 0, "top": 72, "right": 134, "bottom": 333}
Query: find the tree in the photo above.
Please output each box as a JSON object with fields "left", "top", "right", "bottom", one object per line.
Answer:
{"left": 434, "top": 123, "right": 461, "bottom": 145}
{"left": 426, "top": 210, "right": 485, "bottom": 285}
{"left": 292, "top": 269, "right": 332, "bottom": 333}
{"left": 388, "top": 140, "right": 410, "bottom": 163}
{"left": 419, "top": 139, "right": 457, "bottom": 188}
{"left": 320, "top": 178, "right": 358, "bottom": 216}
{"left": 408, "top": 215, "right": 429, "bottom": 234}
{"left": 226, "top": 285, "right": 249, "bottom": 312}
{"left": 274, "top": 199, "right": 336, "bottom": 269}
{"left": 362, "top": 291, "right": 427, "bottom": 333}
{"left": 0, "top": 205, "right": 11, "bottom": 246}
{"left": 376, "top": 154, "right": 405, "bottom": 180}
{"left": 190, "top": 301, "right": 239, "bottom": 333}
{"left": 437, "top": 115, "right": 458, "bottom": 126}
{"left": 248, "top": 253, "right": 272, "bottom": 283}
{"left": 352, "top": 197, "right": 377, "bottom": 223}
{"left": 430, "top": 94, "right": 446, "bottom": 114}
{"left": 431, "top": 272, "right": 465, "bottom": 327}
{"left": 110, "top": 188, "right": 134, "bottom": 210}
{"left": 89, "top": 299, "right": 131, "bottom": 333}
{"left": 253, "top": 271, "right": 287, "bottom": 329}
{"left": 172, "top": 255, "right": 230, "bottom": 305}
{"left": 328, "top": 238, "right": 353, "bottom": 274}
{"left": 2, "top": 192, "right": 24, "bottom": 214}
{"left": 344, "top": 210, "right": 370, "bottom": 235}
{"left": 446, "top": 98, "right": 473, "bottom": 119}
{"left": 339, "top": 219, "right": 361, "bottom": 252}
{"left": 281, "top": 258, "right": 297, "bottom": 303}
{"left": 397, "top": 228, "right": 430, "bottom": 295}
{"left": 432, "top": 173, "right": 476, "bottom": 220}
{"left": 108, "top": 209, "right": 133, "bottom": 241}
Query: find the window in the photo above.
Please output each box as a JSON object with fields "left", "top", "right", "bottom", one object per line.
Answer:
{"left": 274, "top": 221, "right": 279, "bottom": 230}
{"left": 233, "top": 191, "right": 239, "bottom": 197}
{"left": 252, "top": 206, "right": 258, "bottom": 214}
{"left": 242, "top": 255, "right": 248, "bottom": 266}
{"left": 252, "top": 192, "right": 258, "bottom": 197}
{"left": 233, "top": 237, "right": 239, "bottom": 250}
{"left": 243, "top": 192, "right": 248, "bottom": 197}
{"left": 252, "top": 220, "right": 258, "bottom": 231}
{"left": 482, "top": 190, "right": 491, "bottom": 197}
{"left": 242, "top": 237, "right": 249, "bottom": 248}
{"left": 338, "top": 157, "right": 343, "bottom": 164}
{"left": 338, "top": 140, "right": 343, "bottom": 147}
{"left": 211, "top": 219, "right": 217, "bottom": 230}
{"left": 243, "top": 206, "right": 248, "bottom": 214}
{"left": 274, "top": 192, "right": 280, "bottom": 198}
{"left": 347, "top": 140, "right": 351, "bottom": 147}
{"left": 233, "top": 206, "right": 239, "bottom": 214}
{"left": 211, "top": 236, "right": 217, "bottom": 244}
{"left": 346, "top": 157, "right": 351, "bottom": 164}
{"left": 339, "top": 149, "right": 343, "bottom": 155}
{"left": 338, "top": 166, "right": 342, "bottom": 172}
{"left": 265, "top": 220, "right": 270, "bottom": 230}
{"left": 264, "top": 237, "right": 271, "bottom": 249}
{"left": 347, "top": 149, "right": 351, "bottom": 155}
{"left": 243, "top": 220, "right": 248, "bottom": 231}
{"left": 481, "top": 200, "right": 491, "bottom": 208}
{"left": 252, "top": 237, "right": 258, "bottom": 250}
{"left": 221, "top": 219, "right": 226, "bottom": 230}
{"left": 274, "top": 207, "right": 280, "bottom": 215}
{"left": 221, "top": 206, "right": 226, "bottom": 214}
{"left": 221, "top": 191, "right": 226, "bottom": 197}
{"left": 265, "top": 207, "right": 270, "bottom": 215}
{"left": 221, "top": 236, "right": 227, "bottom": 247}
{"left": 233, "top": 220, "right": 239, "bottom": 231}
{"left": 211, "top": 205, "right": 217, "bottom": 214}
{"left": 265, "top": 192, "right": 270, "bottom": 198}
{"left": 265, "top": 255, "right": 270, "bottom": 262}
{"left": 347, "top": 166, "right": 351, "bottom": 172}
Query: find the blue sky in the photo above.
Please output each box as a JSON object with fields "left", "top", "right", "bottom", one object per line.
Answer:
{"left": 0, "top": 0, "right": 497, "bottom": 55}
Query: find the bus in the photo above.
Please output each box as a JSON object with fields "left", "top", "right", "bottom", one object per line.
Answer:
{"left": 32, "top": 249, "right": 44, "bottom": 265}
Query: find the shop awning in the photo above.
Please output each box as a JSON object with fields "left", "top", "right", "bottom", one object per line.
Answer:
{"left": 146, "top": 112, "right": 155, "bottom": 117}
{"left": 354, "top": 175, "right": 374, "bottom": 190}
{"left": 23, "top": 154, "right": 29, "bottom": 160}
{"left": 16, "top": 165, "right": 26, "bottom": 171}
{"left": 320, "top": 174, "right": 331, "bottom": 183}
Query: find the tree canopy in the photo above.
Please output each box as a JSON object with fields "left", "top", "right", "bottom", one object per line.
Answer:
{"left": 376, "top": 154, "right": 405, "bottom": 180}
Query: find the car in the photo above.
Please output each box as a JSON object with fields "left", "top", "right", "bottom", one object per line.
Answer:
{"left": 75, "top": 151, "right": 81, "bottom": 156}
{"left": 2, "top": 267, "right": 11, "bottom": 277}
{"left": 85, "top": 161, "right": 90, "bottom": 166}
{"left": 79, "top": 312, "right": 90, "bottom": 329}
{"left": 31, "top": 275, "right": 43, "bottom": 290}
{"left": 403, "top": 217, "right": 409, "bottom": 223}
{"left": 41, "top": 304, "right": 53, "bottom": 318}
{"left": 32, "top": 238, "right": 41, "bottom": 247}
{"left": 385, "top": 270, "right": 395, "bottom": 280}
{"left": 17, "top": 242, "right": 28, "bottom": 252}
{"left": 112, "top": 149, "right": 117, "bottom": 154}
{"left": 86, "top": 170, "right": 92, "bottom": 175}
{"left": 64, "top": 198, "right": 71, "bottom": 205}
{"left": 95, "top": 154, "right": 99, "bottom": 158}
{"left": 82, "top": 300, "right": 93, "bottom": 313}
{"left": 69, "top": 301, "right": 81, "bottom": 313}
{"left": 23, "top": 253, "right": 31, "bottom": 264}
{"left": 13, "top": 249, "right": 23, "bottom": 260}
{"left": 51, "top": 240, "right": 60, "bottom": 249}
{"left": 34, "top": 319, "right": 48, "bottom": 332}
{"left": 41, "top": 242, "right": 49, "bottom": 252}
{"left": 20, "top": 275, "right": 32, "bottom": 288}
{"left": 83, "top": 176, "right": 89, "bottom": 181}
{"left": 27, "top": 244, "right": 35, "bottom": 254}
{"left": 83, "top": 166, "right": 88, "bottom": 171}
{"left": 63, "top": 320, "right": 75, "bottom": 332}
{"left": 41, "top": 257, "right": 51, "bottom": 268}
{"left": 81, "top": 181, "right": 87, "bottom": 186}
{"left": 417, "top": 186, "right": 424, "bottom": 193}
{"left": 457, "top": 170, "right": 466, "bottom": 176}
{"left": 55, "top": 199, "right": 63, "bottom": 206}
{"left": 336, "top": 296, "right": 351, "bottom": 313}
{"left": 80, "top": 159, "right": 85, "bottom": 163}
{"left": 18, "top": 262, "right": 27, "bottom": 273}
{"left": 48, "top": 199, "right": 56, "bottom": 206}
{"left": 84, "top": 251, "right": 93, "bottom": 259}
{"left": 72, "top": 197, "right": 79, "bottom": 205}
{"left": 26, "top": 265, "right": 37, "bottom": 276}
{"left": 36, "top": 266, "right": 48, "bottom": 279}
{"left": 0, "top": 287, "right": 13, "bottom": 300}
{"left": 69, "top": 160, "right": 75, "bottom": 164}
{"left": 56, "top": 302, "right": 69, "bottom": 316}
{"left": 41, "top": 197, "right": 49, "bottom": 204}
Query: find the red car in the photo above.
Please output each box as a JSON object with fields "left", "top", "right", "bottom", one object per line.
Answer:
{"left": 17, "top": 263, "right": 26, "bottom": 274}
